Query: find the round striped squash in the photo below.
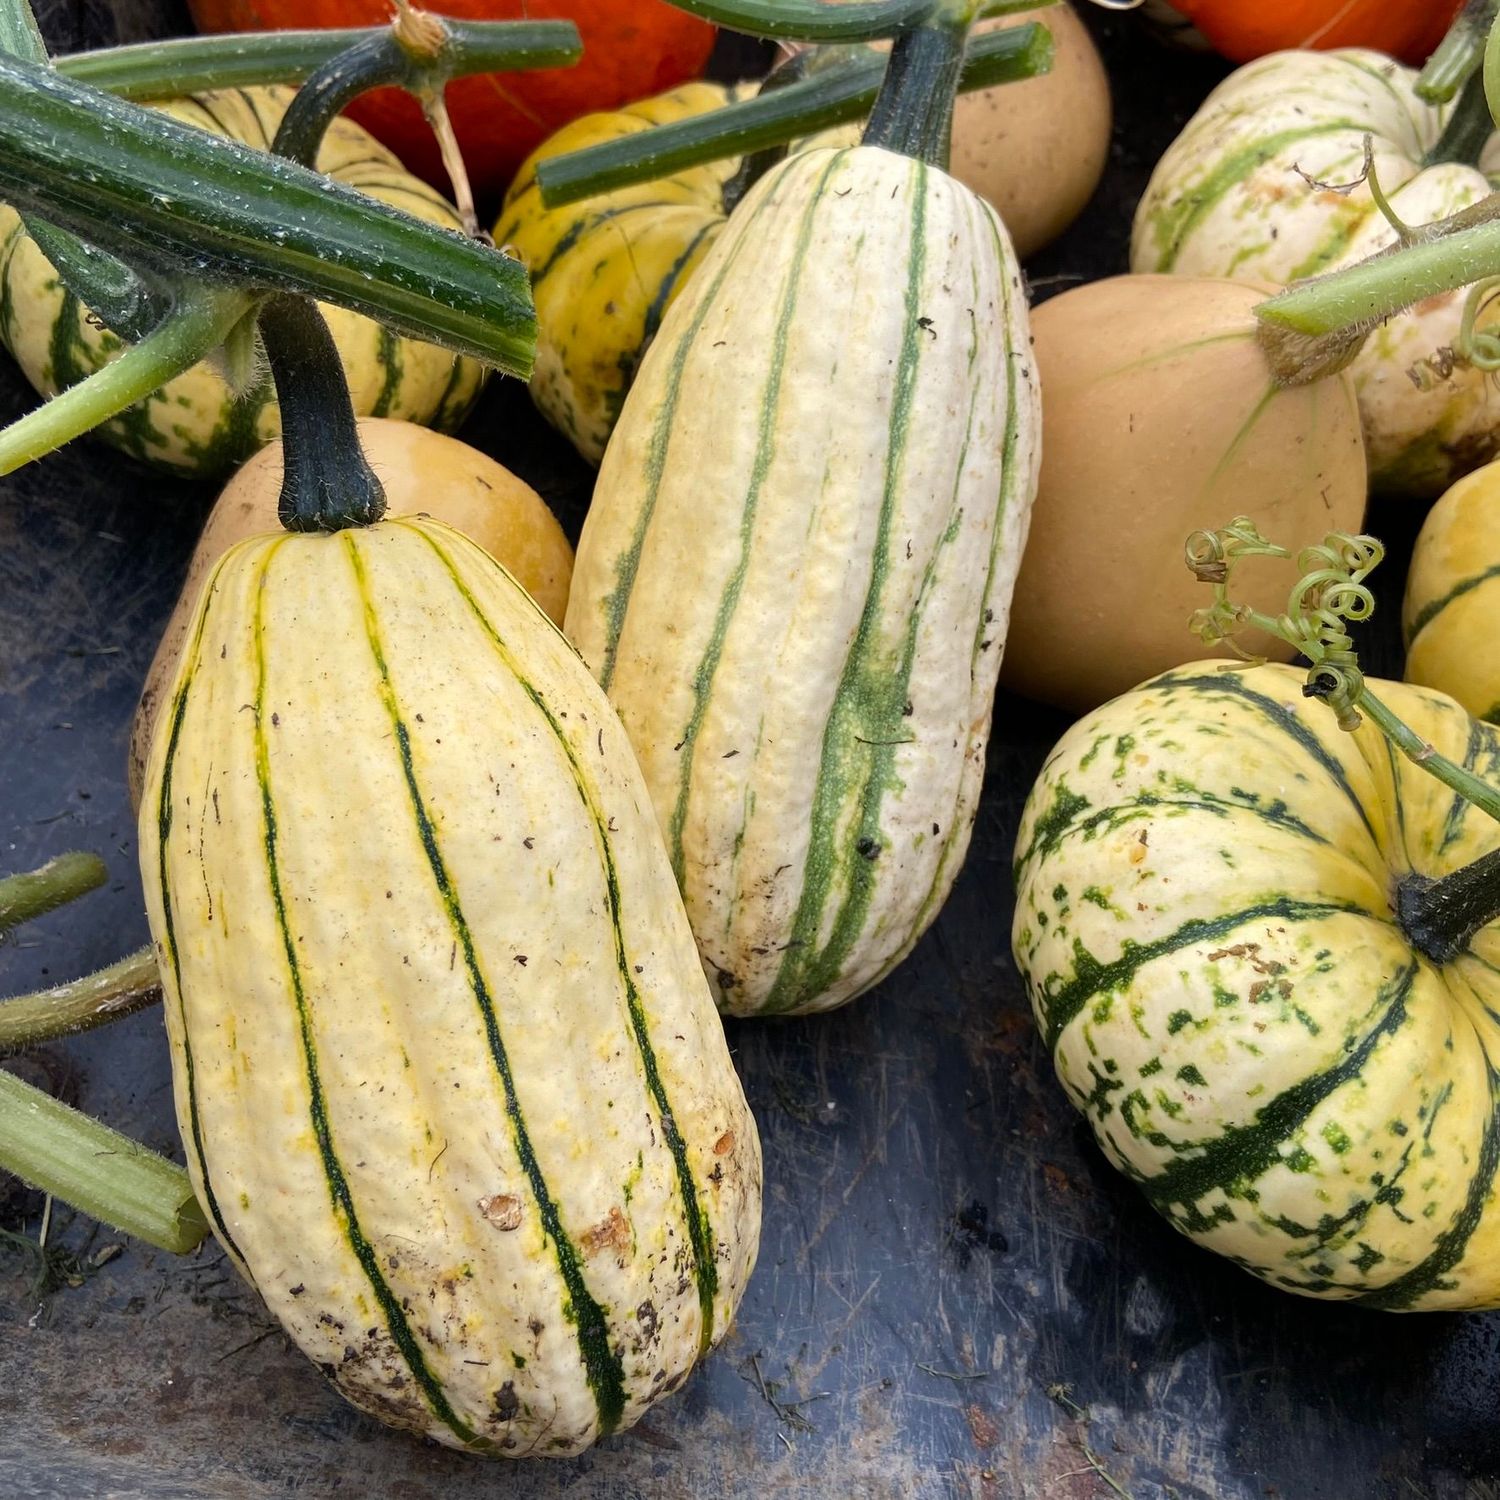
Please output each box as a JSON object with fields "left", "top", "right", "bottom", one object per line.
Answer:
{"left": 565, "top": 145, "right": 1042, "bottom": 1017}
{"left": 0, "top": 86, "right": 485, "bottom": 478}
{"left": 494, "top": 82, "right": 744, "bottom": 466}
{"left": 1013, "top": 661, "right": 1500, "bottom": 1308}
{"left": 1404, "top": 459, "right": 1500, "bottom": 725}
{"left": 1130, "top": 50, "right": 1500, "bottom": 498}
{"left": 138, "top": 515, "right": 760, "bottom": 1452}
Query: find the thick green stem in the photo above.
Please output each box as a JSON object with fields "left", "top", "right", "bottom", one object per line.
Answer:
{"left": 1425, "top": 67, "right": 1496, "bottom": 167}
{"left": 0, "top": 1068, "right": 208, "bottom": 1254}
{"left": 667, "top": 0, "right": 936, "bottom": 40}
{"left": 1397, "top": 847, "right": 1500, "bottom": 964}
{"left": 862, "top": 7, "right": 970, "bottom": 167}
{"left": 55, "top": 19, "right": 578, "bottom": 100}
{"left": 0, "top": 54, "right": 535, "bottom": 375}
{"left": 0, "top": 853, "right": 105, "bottom": 934}
{"left": 258, "top": 295, "right": 385, "bottom": 532}
{"left": 537, "top": 21, "right": 1051, "bottom": 207}
{"left": 1418, "top": 0, "right": 1498, "bottom": 103}
{"left": 0, "top": 288, "right": 253, "bottom": 476}
{"left": 0, "top": 948, "right": 159, "bottom": 1057}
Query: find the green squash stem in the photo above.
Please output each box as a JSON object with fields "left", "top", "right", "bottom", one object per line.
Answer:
{"left": 0, "top": 852, "right": 105, "bottom": 934}
{"left": 1417, "top": 0, "right": 1498, "bottom": 103}
{"left": 861, "top": 2, "right": 972, "bottom": 168}
{"left": 0, "top": 947, "right": 159, "bottom": 1057}
{"left": 1423, "top": 67, "right": 1494, "bottom": 167}
{"left": 1397, "top": 845, "right": 1500, "bottom": 964}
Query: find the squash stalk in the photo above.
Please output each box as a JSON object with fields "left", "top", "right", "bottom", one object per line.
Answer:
{"left": 0, "top": 852, "right": 105, "bottom": 934}
{"left": 0, "top": 948, "right": 159, "bottom": 1057}
{"left": 1398, "top": 848, "right": 1500, "bottom": 964}
{"left": 863, "top": 4, "right": 973, "bottom": 167}
{"left": 258, "top": 295, "right": 385, "bottom": 532}
{"left": 1417, "top": 0, "right": 1498, "bottom": 103}
{"left": 1424, "top": 67, "right": 1495, "bottom": 167}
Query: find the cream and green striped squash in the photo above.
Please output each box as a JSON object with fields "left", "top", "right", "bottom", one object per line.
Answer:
{"left": 1404, "top": 458, "right": 1500, "bottom": 725}
{"left": 138, "top": 516, "right": 760, "bottom": 1453}
{"left": 565, "top": 145, "right": 1042, "bottom": 1017}
{"left": 0, "top": 87, "right": 484, "bottom": 478}
{"left": 1013, "top": 661, "right": 1500, "bottom": 1308}
{"left": 1131, "top": 50, "right": 1500, "bottom": 498}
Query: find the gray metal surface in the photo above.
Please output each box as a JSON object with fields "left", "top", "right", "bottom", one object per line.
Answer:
{"left": 2, "top": 8, "right": 1497, "bottom": 1498}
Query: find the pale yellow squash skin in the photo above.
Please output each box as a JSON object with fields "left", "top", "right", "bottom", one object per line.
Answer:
{"left": 566, "top": 146, "right": 1041, "bottom": 1017}
{"left": 1404, "top": 459, "right": 1500, "bottom": 724}
{"left": 138, "top": 518, "right": 760, "bottom": 1454}
{"left": 126, "top": 418, "right": 575, "bottom": 808}
{"left": 1131, "top": 49, "right": 1500, "bottom": 496}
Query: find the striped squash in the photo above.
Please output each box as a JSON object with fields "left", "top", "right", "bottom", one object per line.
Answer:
{"left": 138, "top": 516, "right": 760, "bottom": 1452}
{"left": 565, "top": 146, "right": 1041, "bottom": 1017}
{"left": 494, "top": 82, "right": 744, "bottom": 466}
{"left": 0, "top": 86, "right": 484, "bottom": 478}
{"left": 1130, "top": 50, "right": 1500, "bottom": 498}
{"left": 1404, "top": 459, "right": 1500, "bottom": 724}
{"left": 1013, "top": 661, "right": 1500, "bottom": 1308}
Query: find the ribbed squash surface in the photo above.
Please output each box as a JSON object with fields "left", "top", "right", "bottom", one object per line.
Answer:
{"left": 565, "top": 146, "right": 1041, "bottom": 1016}
{"left": 138, "top": 517, "right": 760, "bottom": 1453}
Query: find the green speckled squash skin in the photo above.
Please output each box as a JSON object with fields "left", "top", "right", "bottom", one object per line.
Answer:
{"left": 566, "top": 145, "right": 1041, "bottom": 1017}
{"left": 0, "top": 87, "right": 484, "bottom": 477}
{"left": 1131, "top": 49, "right": 1500, "bottom": 498}
{"left": 138, "top": 517, "right": 760, "bottom": 1453}
{"left": 1013, "top": 662, "right": 1500, "bottom": 1309}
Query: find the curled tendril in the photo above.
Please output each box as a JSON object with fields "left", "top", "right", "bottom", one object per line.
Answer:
{"left": 1457, "top": 276, "right": 1500, "bottom": 371}
{"left": 1184, "top": 517, "right": 1384, "bottom": 724}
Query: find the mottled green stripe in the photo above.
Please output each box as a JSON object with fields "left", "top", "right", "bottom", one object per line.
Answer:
{"left": 1406, "top": 562, "right": 1500, "bottom": 642}
{"left": 1042, "top": 897, "right": 1367, "bottom": 1048}
{"left": 255, "top": 545, "right": 483, "bottom": 1451}
{"left": 595, "top": 162, "right": 793, "bottom": 691}
{"left": 642, "top": 219, "right": 720, "bottom": 345}
{"left": 1148, "top": 670, "right": 1380, "bottom": 847}
{"left": 1354, "top": 1063, "right": 1500, "bottom": 1310}
{"left": 1139, "top": 961, "right": 1416, "bottom": 1208}
{"left": 1146, "top": 121, "right": 1371, "bottom": 270}
{"left": 412, "top": 523, "right": 720, "bottom": 1354}
{"left": 153, "top": 566, "right": 244, "bottom": 1267}
{"left": 370, "top": 323, "right": 401, "bottom": 419}
{"left": 666, "top": 151, "right": 847, "bottom": 889}
{"left": 346, "top": 534, "right": 625, "bottom": 1433}
{"left": 762, "top": 159, "right": 930, "bottom": 1014}
{"left": 530, "top": 201, "right": 678, "bottom": 286}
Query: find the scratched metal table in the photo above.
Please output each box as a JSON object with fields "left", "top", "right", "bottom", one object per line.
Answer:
{"left": 1, "top": 6, "right": 1494, "bottom": 1497}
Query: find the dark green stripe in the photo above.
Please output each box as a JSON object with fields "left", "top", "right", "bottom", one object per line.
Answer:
{"left": 1406, "top": 561, "right": 1500, "bottom": 642}
{"left": 252, "top": 544, "right": 483, "bottom": 1451}
{"left": 595, "top": 159, "right": 794, "bottom": 691}
{"left": 1148, "top": 670, "right": 1380, "bottom": 847}
{"left": 1139, "top": 961, "right": 1416, "bottom": 1208}
{"left": 153, "top": 565, "right": 244, "bottom": 1268}
{"left": 1440, "top": 718, "right": 1489, "bottom": 853}
{"left": 345, "top": 533, "right": 627, "bottom": 1434}
{"left": 411, "top": 523, "right": 721, "bottom": 1355}
{"left": 369, "top": 323, "right": 401, "bottom": 419}
{"left": 641, "top": 218, "right": 720, "bottom": 345}
{"left": 762, "top": 158, "right": 930, "bottom": 1015}
{"left": 1354, "top": 1061, "right": 1500, "bottom": 1310}
{"left": 666, "top": 151, "right": 846, "bottom": 889}
{"left": 1146, "top": 122, "right": 1372, "bottom": 270}
{"left": 1042, "top": 897, "right": 1368, "bottom": 1048}
{"left": 529, "top": 201, "right": 677, "bottom": 286}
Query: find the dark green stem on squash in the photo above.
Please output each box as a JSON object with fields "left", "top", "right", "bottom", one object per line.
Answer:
{"left": 0, "top": 947, "right": 159, "bottom": 1057}
{"left": 0, "top": 1067, "right": 208, "bottom": 1254}
{"left": 55, "top": 19, "right": 579, "bottom": 100}
{"left": 1417, "top": 0, "right": 1498, "bottom": 103}
{"left": 0, "top": 853, "right": 105, "bottom": 934}
{"left": 1424, "top": 67, "right": 1495, "bottom": 167}
{"left": 1397, "top": 847, "right": 1500, "bottom": 965}
{"left": 258, "top": 295, "right": 385, "bottom": 533}
{"left": 665, "top": 0, "right": 936, "bottom": 41}
{"left": 537, "top": 21, "right": 1050, "bottom": 208}
{"left": 862, "top": 7, "right": 970, "bottom": 168}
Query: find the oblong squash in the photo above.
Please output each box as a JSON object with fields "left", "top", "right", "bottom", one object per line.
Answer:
{"left": 138, "top": 516, "right": 760, "bottom": 1454}
{"left": 565, "top": 146, "right": 1041, "bottom": 1016}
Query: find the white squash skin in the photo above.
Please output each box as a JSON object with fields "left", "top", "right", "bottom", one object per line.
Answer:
{"left": 139, "top": 519, "right": 760, "bottom": 1455}
{"left": 565, "top": 145, "right": 1041, "bottom": 1017}
{"left": 1131, "top": 49, "right": 1500, "bottom": 495}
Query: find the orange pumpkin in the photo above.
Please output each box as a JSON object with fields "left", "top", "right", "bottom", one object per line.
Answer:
{"left": 1157, "top": 0, "right": 1462, "bottom": 64}
{"left": 185, "top": 0, "right": 717, "bottom": 199}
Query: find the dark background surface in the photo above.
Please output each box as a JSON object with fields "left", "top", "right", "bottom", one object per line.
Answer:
{"left": 0, "top": 5, "right": 1486, "bottom": 1497}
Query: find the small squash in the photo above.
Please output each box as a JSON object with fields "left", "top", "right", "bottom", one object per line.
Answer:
{"left": 1404, "top": 459, "right": 1500, "bottom": 725}
{"left": 0, "top": 87, "right": 484, "bottom": 477}
{"left": 139, "top": 513, "right": 761, "bottom": 1452}
{"left": 1000, "top": 275, "right": 1367, "bottom": 714}
{"left": 1131, "top": 49, "right": 1500, "bottom": 497}
{"left": 565, "top": 115, "right": 1041, "bottom": 1014}
{"left": 1013, "top": 661, "right": 1500, "bottom": 1309}
{"left": 126, "top": 417, "right": 574, "bottom": 808}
